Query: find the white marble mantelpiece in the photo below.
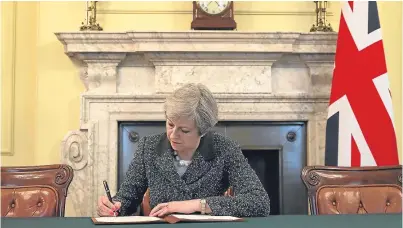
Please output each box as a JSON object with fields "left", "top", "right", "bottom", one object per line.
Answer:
{"left": 56, "top": 31, "right": 337, "bottom": 216}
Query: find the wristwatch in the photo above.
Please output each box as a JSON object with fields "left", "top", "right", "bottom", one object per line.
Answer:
{"left": 200, "top": 199, "right": 206, "bottom": 215}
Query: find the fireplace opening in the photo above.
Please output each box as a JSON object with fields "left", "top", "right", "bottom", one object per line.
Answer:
{"left": 242, "top": 149, "right": 280, "bottom": 215}
{"left": 118, "top": 121, "right": 307, "bottom": 215}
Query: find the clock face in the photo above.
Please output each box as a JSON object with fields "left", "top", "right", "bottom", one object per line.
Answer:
{"left": 197, "top": 1, "right": 230, "bottom": 15}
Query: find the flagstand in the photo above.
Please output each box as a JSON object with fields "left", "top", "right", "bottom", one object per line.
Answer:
{"left": 80, "top": 1, "right": 103, "bottom": 31}
{"left": 310, "top": 1, "right": 333, "bottom": 32}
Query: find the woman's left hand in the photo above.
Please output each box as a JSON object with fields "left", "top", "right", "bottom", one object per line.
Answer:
{"left": 149, "top": 199, "right": 199, "bottom": 217}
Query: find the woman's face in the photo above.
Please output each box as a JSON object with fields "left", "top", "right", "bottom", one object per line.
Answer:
{"left": 166, "top": 117, "right": 201, "bottom": 154}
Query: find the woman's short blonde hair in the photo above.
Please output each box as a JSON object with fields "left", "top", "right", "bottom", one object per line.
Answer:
{"left": 164, "top": 83, "right": 218, "bottom": 136}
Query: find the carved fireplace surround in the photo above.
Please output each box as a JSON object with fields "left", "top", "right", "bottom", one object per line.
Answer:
{"left": 56, "top": 31, "right": 337, "bottom": 216}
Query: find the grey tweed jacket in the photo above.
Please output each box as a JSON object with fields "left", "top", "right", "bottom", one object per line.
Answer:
{"left": 113, "top": 131, "right": 270, "bottom": 217}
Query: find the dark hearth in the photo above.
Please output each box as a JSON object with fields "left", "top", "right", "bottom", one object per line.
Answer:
{"left": 243, "top": 149, "right": 280, "bottom": 215}
{"left": 118, "top": 121, "right": 307, "bottom": 215}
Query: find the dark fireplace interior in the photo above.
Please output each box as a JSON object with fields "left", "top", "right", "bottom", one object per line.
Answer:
{"left": 118, "top": 121, "right": 307, "bottom": 215}
{"left": 243, "top": 149, "right": 280, "bottom": 215}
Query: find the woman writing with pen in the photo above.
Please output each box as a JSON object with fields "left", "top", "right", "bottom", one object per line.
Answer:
{"left": 97, "top": 83, "right": 270, "bottom": 218}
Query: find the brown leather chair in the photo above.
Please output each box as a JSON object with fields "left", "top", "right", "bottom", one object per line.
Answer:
{"left": 1, "top": 164, "right": 74, "bottom": 217}
{"left": 140, "top": 187, "right": 234, "bottom": 216}
{"left": 301, "top": 165, "right": 402, "bottom": 215}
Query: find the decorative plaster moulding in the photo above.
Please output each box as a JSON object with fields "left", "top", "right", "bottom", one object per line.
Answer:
{"left": 56, "top": 31, "right": 337, "bottom": 54}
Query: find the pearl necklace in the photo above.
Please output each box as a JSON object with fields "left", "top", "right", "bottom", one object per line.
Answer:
{"left": 173, "top": 151, "right": 192, "bottom": 167}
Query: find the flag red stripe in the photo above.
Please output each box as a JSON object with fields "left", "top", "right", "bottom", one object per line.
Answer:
{"left": 351, "top": 136, "right": 360, "bottom": 167}
{"left": 348, "top": 1, "right": 354, "bottom": 10}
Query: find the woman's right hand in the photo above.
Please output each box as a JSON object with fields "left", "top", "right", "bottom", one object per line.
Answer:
{"left": 97, "top": 196, "right": 121, "bottom": 217}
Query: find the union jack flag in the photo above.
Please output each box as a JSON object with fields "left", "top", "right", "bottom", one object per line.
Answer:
{"left": 324, "top": 1, "right": 399, "bottom": 166}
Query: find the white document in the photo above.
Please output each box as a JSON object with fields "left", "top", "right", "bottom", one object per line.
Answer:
{"left": 170, "top": 214, "right": 242, "bottom": 221}
{"left": 93, "top": 214, "right": 243, "bottom": 224}
{"left": 94, "top": 216, "right": 163, "bottom": 223}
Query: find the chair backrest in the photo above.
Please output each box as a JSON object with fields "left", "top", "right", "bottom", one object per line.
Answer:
{"left": 1, "top": 164, "right": 74, "bottom": 217}
{"left": 140, "top": 187, "right": 234, "bottom": 216}
{"left": 301, "top": 165, "right": 402, "bottom": 215}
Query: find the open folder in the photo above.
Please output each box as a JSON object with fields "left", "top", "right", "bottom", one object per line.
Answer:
{"left": 91, "top": 214, "right": 244, "bottom": 224}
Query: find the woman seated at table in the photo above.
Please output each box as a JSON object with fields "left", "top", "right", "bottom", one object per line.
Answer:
{"left": 97, "top": 83, "right": 270, "bottom": 218}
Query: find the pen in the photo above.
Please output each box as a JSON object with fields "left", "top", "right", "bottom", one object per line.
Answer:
{"left": 103, "top": 180, "right": 119, "bottom": 216}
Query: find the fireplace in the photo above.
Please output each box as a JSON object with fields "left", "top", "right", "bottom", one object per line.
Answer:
{"left": 243, "top": 149, "right": 280, "bottom": 215}
{"left": 57, "top": 31, "right": 336, "bottom": 216}
{"left": 119, "top": 121, "right": 307, "bottom": 215}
